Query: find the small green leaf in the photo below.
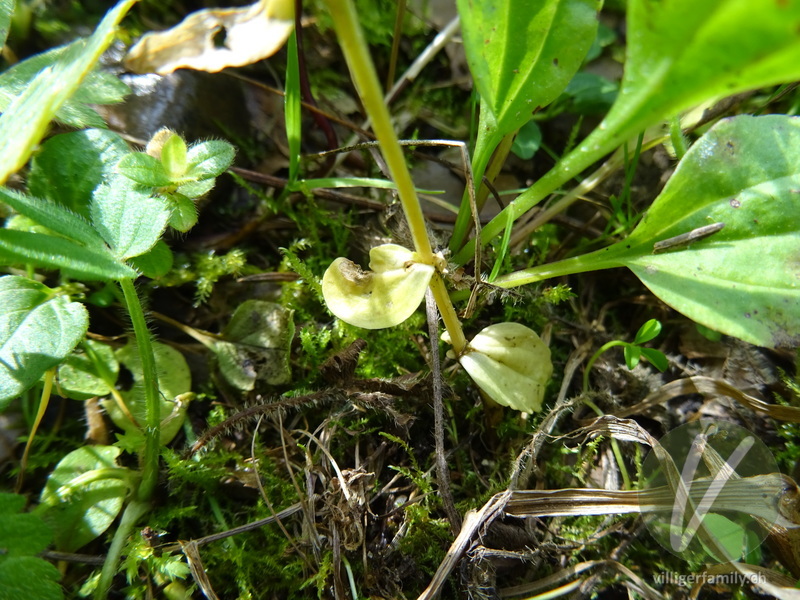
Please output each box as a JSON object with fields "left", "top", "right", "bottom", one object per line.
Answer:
{"left": 91, "top": 180, "right": 171, "bottom": 260}
{"left": 57, "top": 340, "right": 118, "bottom": 401}
{"left": 634, "top": 319, "right": 662, "bottom": 345}
{"left": 116, "top": 153, "right": 172, "bottom": 187}
{"left": 101, "top": 342, "right": 191, "bottom": 448}
{"left": 214, "top": 300, "right": 294, "bottom": 390}
{"left": 623, "top": 344, "right": 641, "bottom": 370}
{"left": 0, "top": 0, "right": 138, "bottom": 184}
{"left": 37, "top": 446, "right": 128, "bottom": 552}
{"left": 0, "top": 230, "right": 136, "bottom": 280}
{"left": 176, "top": 178, "right": 215, "bottom": 198}
{"left": 166, "top": 193, "right": 198, "bottom": 232}
{"left": 561, "top": 71, "right": 617, "bottom": 114}
{"left": 0, "top": 276, "right": 88, "bottom": 406}
{"left": 28, "top": 129, "right": 130, "bottom": 217}
{"left": 0, "top": 186, "right": 107, "bottom": 249}
{"left": 510, "top": 119, "right": 542, "bottom": 160}
{"left": 698, "top": 513, "right": 746, "bottom": 562}
{"left": 640, "top": 347, "right": 669, "bottom": 372}
{"left": 186, "top": 140, "right": 235, "bottom": 179}
{"left": 128, "top": 240, "right": 174, "bottom": 279}
{"left": 160, "top": 132, "right": 188, "bottom": 180}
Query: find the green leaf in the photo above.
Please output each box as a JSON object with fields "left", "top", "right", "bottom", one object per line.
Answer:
{"left": 0, "top": 0, "right": 13, "bottom": 48}
{"left": 0, "top": 230, "right": 136, "bottom": 280}
{"left": 0, "top": 44, "right": 130, "bottom": 129}
{"left": 458, "top": 0, "right": 600, "bottom": 139}
{"left": 497, "top": 115, "right": 800, "bottom": 349}
{"left": 0, "top": 493, "right": 63, "bottom": 600}
{"left": 698, "top": 513, "right": 746, "bottom": 562}
{"left": 0, "top": 0, "right": 138, "bottom": 184}
{"left": 0, "top": 186, "right": 107, "bottom": 249}
{"left": 214, "top": 300, "right": 294, "bottom": 390}
{"left": 640, "top": 347, "right": 669, "bottom": 372}
{"left": 623, "top": 344, "right": 641, "bottom": 370}
{"left": 561, "top": 71, "right": 617, "bottom": 114}
{"left": 37, "top": 446, "right": 128, "bottom": 552}
{"left": 28, "top": 129, "right": 130, "bottom": 217}
{"left": 160, "top": 132, "right": 188, "bottom": 180}
{"left": 186, "top": 140, "right": 235, "bottom": 179}
{"left": 459, "top": 0, "right": 800, "bottom": 264}
{"left": 510, "top": 119, "right": 542, "bottom": 160}
{"left": 0, "top": 276, "right": 89, "bottom": 406}
{"left": 634, "top": 319, "right": 662, "bottom": 344}
{"left": 57, "top": 340, "right": 119, "bottom": 401}
{"left": 623, "top": 115, "right": 800, "bottom": 349}
{"left": 101, "top": 342, "right": 191, "bottom": 448}
{"left": 91, "top": 180, "right": 172, "bottom": 260}
{"left": 176, "top": 178, "right": 215, "bottom": 198}
{"left": 166, "top": 193, "right": 198, "bottom": 232}
{"left": 116, "top": 153, "right": 172, "bottom": 188}
{"left": 128, "top": 239, "right": 174, "bottom": 279}
{"left": 0, "top": 493, "right": 52, "bottom": 556}
{"left": 0, "top": 557, "right": 63, "bottom": 600}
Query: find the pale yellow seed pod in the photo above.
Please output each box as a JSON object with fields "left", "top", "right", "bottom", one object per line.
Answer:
{"left": 322, "top": 244, "right": 434, "bottom": 329}
{"left": 452, "top": 322, "right": 552, "bottom": 413}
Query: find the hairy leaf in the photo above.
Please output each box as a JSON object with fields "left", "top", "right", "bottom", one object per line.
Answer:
{"left": 91, "top": 181, "right": 171, "bottom": 260}
{"left": 0, "top": 230, "right": 135, "bottom": 280}
{"left": 28, "top": 129, "right": 131, "bottom": 217}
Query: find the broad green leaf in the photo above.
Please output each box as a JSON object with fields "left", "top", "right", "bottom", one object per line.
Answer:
{"left": 640, "top": 347, "right": 669, "bottom": 372}
{"left": 0, "top": 276, "right": 88, "bottom": 406}
{"left": 0, "top": 43, "right": 130, "bottom": 129}
{"left": 457, "top": 0, "right": 600, "bottom": 139}
{"left": 128, "top": 239, "right": 174, "bottom": 278}
{"left": 101, "top": 342, "right": 191, "bottom": 448}
{"left": 28, "top": 129, "right": 130, "bottom": 217}
{"left": 91, "top": 180, "right": 171, "bottom": 260}
{"left": 457, "top": 0, "right": 800, "bottom": 264}
{"left": 0, "top": 557, "right": 62, "bottom": 600}
{"left": 496, "top": 115, "right": 800, "bottom": 349}
{"left": 0, "top": 493, "right": 52, "bottom": 556}
{"left": 214, "top": 300, "right": 294, "bottom": 390}
{"left": 0, "top": 187, "right": 107, "bottom": 249}
{"left": 57, "top": 340, "right": 119, "bottom": 401}
{"left": 186, "top": 140, "right": 236, "bottom": 179}
{"left": 0, "top": 0, "right": 138, "bottom": 185}
{"left": 511, "top": 119, "right": 542, "bottom": 160}
{"left": 455, "top": 0, "right": 599, "bottom": 213}
{"left": 116, "top": 153, "right": 172, "bottom": 187}
{"left": 0, "top": 0, "right": 13, "bottom": 48}
{"left": 0, "top": 230, "right": 136, "bottom": 280}
{"left": 37, "top": 446, "right": 128, "bottom": 552}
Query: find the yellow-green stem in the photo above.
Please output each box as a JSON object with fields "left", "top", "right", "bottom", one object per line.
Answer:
{"left": 324, "top": 0, "right": 466, "bottom": 354}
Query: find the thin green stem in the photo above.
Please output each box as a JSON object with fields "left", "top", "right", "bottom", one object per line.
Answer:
{"left": 118, "top": 278, "right": 160, "bottom": 501}
{"left": 323, "top": 0, "right": 467, "bottom": 354}
{"left": 95, "top": 499, "right": 148, "bottom": 599}
{"left": 582, "top": 341, "right": 625, "bottom": 393}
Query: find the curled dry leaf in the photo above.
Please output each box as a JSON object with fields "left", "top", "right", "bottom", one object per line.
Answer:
{"left": 322, "top": 244, "right": 434, "bottom": 329}
{"left": 124, "top": 0, "right": 294, "bottom": 75}
{"left": 451, "top": 322, "right": 552, "bottom": 413}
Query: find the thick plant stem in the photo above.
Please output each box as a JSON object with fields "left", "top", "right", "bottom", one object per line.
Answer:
{"left": 323, "top": 0, "right": 467, "bottom": 354}
{"left": 119, "top": 278, "right": 160, "bottom": 501}
{"left": 95, "top": 499, "right": 148, "bottom": 599}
